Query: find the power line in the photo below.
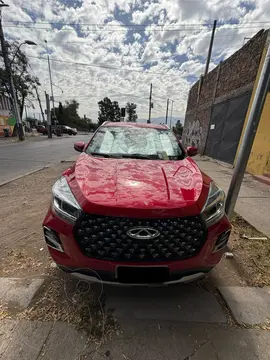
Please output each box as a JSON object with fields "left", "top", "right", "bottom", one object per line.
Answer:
{"left": 3, "top": 20, "right": 270, "bottom": 26}
{"left": 28, "top": 62, "right": 47, "bottom": 93}
{"left": 2, "top": 24, "right": 268, "bottom": 32}
{"left": 12, "top": 33, "right": 256, "bottom": 45}
{"left": 27, "top": 55, "right": 185, "bottom": 76}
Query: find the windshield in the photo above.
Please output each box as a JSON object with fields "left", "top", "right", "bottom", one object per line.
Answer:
{"left": 86, "top": 126, "right": 184, "bottom": 160}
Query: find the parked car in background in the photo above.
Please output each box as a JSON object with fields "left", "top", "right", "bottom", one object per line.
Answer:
{"left": 36, "top": 125, "right": 48, "bottom": 135}
{"left": 43, "top": 121, "right": 231, "bottom": 285}
{"left": 62, "top": 125, "right": 77, "bottom": 135}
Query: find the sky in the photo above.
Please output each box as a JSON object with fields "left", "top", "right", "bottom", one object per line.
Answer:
{"left": 2, "top": 0, "right": 270, "bottom": 123}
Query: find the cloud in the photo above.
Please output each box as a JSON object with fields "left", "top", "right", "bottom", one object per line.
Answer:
{"left": 1, "top": 0, "right": 268, "bottom": 122}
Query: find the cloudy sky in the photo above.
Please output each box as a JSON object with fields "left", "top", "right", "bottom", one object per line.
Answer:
{"left": 2, "top": 0, "right": 270, "bottom": 122}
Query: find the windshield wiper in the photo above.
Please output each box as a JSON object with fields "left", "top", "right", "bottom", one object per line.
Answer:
{"left": 119, "top": 153, "right": 159, "bottom": 160}
{"left": 89, "top": 152, "right": 159, "bottom": 160}
{"left": 89, "top": 152, "right": 122, "bottom": 158}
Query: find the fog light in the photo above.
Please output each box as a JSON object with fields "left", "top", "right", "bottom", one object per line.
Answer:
{"left": 213, "top": 230, "right": 231, "bottom": 253}
{"left": 43, "top": 226, "right": 64, "bottom": 252}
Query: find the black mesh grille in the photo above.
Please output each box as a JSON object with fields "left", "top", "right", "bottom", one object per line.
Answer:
{"left": 74, "top": 214, "right": 207, "bottom": 262}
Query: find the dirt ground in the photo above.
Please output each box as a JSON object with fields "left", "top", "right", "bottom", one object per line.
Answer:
{"left": 0, "top": 163, "right": 70, "bottom": 277}
{"left": 228, "top": 214, "right": 270, "bottom": 287}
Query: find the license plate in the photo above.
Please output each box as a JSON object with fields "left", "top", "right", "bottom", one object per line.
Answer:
{"left": 117, "top": 266, "right": 169, "bottom": 284}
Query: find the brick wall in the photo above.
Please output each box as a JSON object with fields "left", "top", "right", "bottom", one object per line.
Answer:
{"left": 183, "top": 29, "right": 268, "bottom": 152}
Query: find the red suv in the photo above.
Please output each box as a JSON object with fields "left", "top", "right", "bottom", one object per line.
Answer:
{"left": 43, "top": 122, "right": 231, "bottom": 285}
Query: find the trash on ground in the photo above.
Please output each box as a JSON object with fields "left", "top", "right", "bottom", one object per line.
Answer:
{"left": 242, "top": 234, "right": 268, "bottom": 241}
{"left": 224, "top": 252, "right": 234, "bottom": 259}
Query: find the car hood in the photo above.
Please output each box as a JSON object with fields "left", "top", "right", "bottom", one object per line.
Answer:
{"left": 68, "top": 153, "right": 208, "bottom": 217}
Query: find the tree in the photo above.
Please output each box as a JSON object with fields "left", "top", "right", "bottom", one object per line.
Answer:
{"left": 0, "top": 41, "right": 40, "bottom": 119}
{"left": 98, "top": 97, "right": 121, "bottom": 125}
{"left": 174, "top": 120, "right": 183, "bottom": 138}
{"left": 126, "top": 102, "right": 138, "bottom": 122}
{"left": 52, "top": 99, "right": 96, "bottom": 131}
{"left": 59, "top": 102, "right": 63, "bottom": 116}
{"left": 112, "top": 101, "right": 121, "bottom": 122}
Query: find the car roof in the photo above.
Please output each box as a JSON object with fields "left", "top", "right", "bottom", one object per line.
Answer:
{"left": 101, "top": 121, "right": 169, "bottom": 130}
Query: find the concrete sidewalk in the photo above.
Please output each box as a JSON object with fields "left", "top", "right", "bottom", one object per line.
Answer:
{"left": 195, "top": 156, "right": 270, "bottom": 237}
{"left": 1, "top": 319, "right": 270, "bottom": 360}
{"left": 1, "top": 277, "right": 270, "bottom": 360}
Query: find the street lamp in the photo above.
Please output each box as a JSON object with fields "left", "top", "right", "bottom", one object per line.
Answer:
{"left": 0, "top": 1, "right": 8, "bottom": 8}
{"left": 10, "top": 40, "right": 37, "bottom": 65}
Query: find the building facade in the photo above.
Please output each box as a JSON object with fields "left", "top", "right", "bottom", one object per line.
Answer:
{"left": 0, "top": 94, "right": 15, "bottom": 137}
{"left": 236, "top": 44, "right": 270, "bottom": 176}
{"left": 183, "top": 29, "right": 269, "bottom": 174}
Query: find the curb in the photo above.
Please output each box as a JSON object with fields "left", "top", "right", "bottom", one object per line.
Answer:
{"left": 0, "top": 166, "right": 49, "bottom": 188}
{"left": 0, "top": 156, "right": 77, "bottom": 188}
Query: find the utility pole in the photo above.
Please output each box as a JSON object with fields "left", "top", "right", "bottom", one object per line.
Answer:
{"left": 0, "top": 2, "right": 25, "bottom": 140}
{"left": 169, "top": 100, "right": 174, "bottom": 128}
{"left": 204, "top": 20, "right": 217, "bottom": 77}
{"left": 225, "top": 44, "right": 270, "bottom": 218}
{"left": 45, "top": 40, "right": 56, "bottom": 121}
{"left": 165, "top": 98, "right": 170, "bottom": 125}
{"left": 35, "top": 87, "right": 45, "bottom": 123}
{"left": 147, "top": 83, "right": 152, "bottom": 123}
{"left": 46, "top": 92, "right": 52, "bottom": 138}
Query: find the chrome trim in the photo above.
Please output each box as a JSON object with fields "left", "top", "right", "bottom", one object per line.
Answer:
{"left": 127, "top": 227, "right": 160, "bottom": 240}
{"left": 43, "top": 226, "right": 64, "bottom": 253}
{"left": 71, "top": 271, "right": 206, "bottom": 286}
{"left": 212, "top": 230, "right": 231, "bottom": 253}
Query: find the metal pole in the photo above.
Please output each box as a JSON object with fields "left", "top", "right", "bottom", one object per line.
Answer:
{"left": 35, "top": 87, "right": 45, "bottom": 123}
{"left": 47, "top": 55, "right": 56, "bottom": 118}
{"left": 170, "top": 100, "right": 174, "bottom": 128}
{"left": 165, "top": 98, "right": 170, "bottom": 125}
{"left": 147, "top": 83, "right": 152, "bottom": 123}
{"left": 204, "top": 20, "right": 217, "bottom": 77}
{"left": 0, "top": 9, "right": 25, "bottom": 140}
{"left": 45, "top": 41, "right": 56, "bottom": 121}
{"left": 225, "top": 44, "right": 270, "bottom": 218}
{"left": 46, "top": 92, "right": 52, "bottom": 138}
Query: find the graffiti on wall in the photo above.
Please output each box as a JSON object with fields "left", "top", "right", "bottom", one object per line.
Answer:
{"left": 183, "top": 119, "right": 204, "bottom": 150}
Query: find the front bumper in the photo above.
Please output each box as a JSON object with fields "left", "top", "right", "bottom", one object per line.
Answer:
{"left": 43, "top": 208, "right": 231, "bottom": 285}
{"left": 69, "top": 269, "right": 207, "bottom": 286}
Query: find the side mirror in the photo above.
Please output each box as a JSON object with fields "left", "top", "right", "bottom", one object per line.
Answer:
{"left": 74, "top": 141, "right": 85, "bottom": 153}
{"left": 186, "top": 146, "right": 198, "bottom": 157}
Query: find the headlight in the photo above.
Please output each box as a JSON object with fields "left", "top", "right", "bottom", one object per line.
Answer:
{"left": 52, "top": 176, "right": 81, "bottom": 223}
{"left": 201, "top": 182, "right": 225, "bottom": 227}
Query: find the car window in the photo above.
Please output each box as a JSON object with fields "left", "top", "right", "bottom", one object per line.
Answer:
{"left": 86, "top": 126, "right": 184, "bottom": 160}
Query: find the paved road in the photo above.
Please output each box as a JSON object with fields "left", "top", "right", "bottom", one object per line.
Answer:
{"left": 0, "top": 134, "right": 90, "bottom": 184}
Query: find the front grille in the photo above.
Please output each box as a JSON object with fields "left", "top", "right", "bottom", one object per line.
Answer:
{"left": 74, "top": 214, "right": 207, "bottom": 262}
